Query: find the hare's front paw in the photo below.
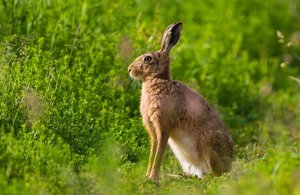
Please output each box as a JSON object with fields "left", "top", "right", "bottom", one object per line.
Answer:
{"left": 145, "top": 171, "right": 150, "bottom": 178}
{"left": 149, "top": 171, "right": 160, "bottom": 182}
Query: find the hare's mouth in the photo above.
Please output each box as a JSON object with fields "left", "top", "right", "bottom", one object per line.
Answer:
{"left": 129, "top": 70, "right": 143, "bottom": 80}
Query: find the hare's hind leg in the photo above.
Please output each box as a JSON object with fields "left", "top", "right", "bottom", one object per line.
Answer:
{"left": 189, "top": 165, "right": 205, "bottom": 178}
{"left": 169, "top": 138, "right": 205, "bottom": 178}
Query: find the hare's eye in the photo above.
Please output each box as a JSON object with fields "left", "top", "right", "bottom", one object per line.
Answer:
{"left": 144, "top": 55, "right": 152, "bottom": 62}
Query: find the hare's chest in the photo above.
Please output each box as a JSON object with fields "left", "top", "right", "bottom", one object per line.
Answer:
{"left": 140, "top": 93, "right": 161, "bottom": 119}
{"left": 140, "top": 92, "right": 181, "bottom": 129}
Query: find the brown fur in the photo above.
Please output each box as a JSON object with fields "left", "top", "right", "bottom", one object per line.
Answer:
{"left": 128, "top": 22, "right": 234, "bottom": 181}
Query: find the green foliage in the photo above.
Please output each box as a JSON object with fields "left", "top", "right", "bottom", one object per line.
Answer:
{"left": 0, "top": 0, "right": 300, "bottom": 194}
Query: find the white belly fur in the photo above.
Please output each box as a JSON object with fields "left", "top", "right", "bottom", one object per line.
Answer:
{"left": 168, "top": 130, "right": 209, "bottom": 178}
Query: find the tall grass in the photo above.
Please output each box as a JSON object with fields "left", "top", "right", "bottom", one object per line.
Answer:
{"left": 0, "top": 0, "right": 300, "bottom": 194}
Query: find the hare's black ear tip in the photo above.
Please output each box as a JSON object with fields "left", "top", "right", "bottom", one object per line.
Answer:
{"left": 173, "top": 21, "right": 182, "bottom": 26}
{"left": 174, "top": 21, "right": 183, "bottom": 30}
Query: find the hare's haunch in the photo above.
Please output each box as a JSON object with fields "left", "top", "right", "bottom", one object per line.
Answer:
{"left": 128, "top": 22, "right": 234, "bottom": 181}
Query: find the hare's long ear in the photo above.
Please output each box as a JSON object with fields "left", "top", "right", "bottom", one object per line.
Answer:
{"left": 160, "top": 22, "right": 182, "bottom": 54}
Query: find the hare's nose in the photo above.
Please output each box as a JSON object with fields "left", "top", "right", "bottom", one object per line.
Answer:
{"left": 128, "top": 68, "right": 132, "bottom": 73}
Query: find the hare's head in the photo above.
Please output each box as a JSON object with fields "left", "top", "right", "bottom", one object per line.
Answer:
{"left": 128, "top": 22, "right": 182, "bottom": 81}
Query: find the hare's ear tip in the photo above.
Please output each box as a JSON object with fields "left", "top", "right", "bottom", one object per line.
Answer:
{"left": 168, "top": 21, "right": 182, "bottom": 28}
{"left": 175, "top": 21, "right": 183, "bottom": 26}
{"left": 173, "top": 21, "right": 183, "bottom": 30}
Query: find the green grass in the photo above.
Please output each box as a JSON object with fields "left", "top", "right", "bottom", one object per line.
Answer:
{"left": 0, "top": 0, "right": 300, "bottom": 194}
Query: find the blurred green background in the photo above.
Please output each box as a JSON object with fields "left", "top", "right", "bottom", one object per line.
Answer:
{"left": 0, "top": 0, "right": 300, "bottom": 194}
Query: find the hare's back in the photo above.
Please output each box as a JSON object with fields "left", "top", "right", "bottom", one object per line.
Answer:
{"left": 174, "top": 81, "right": 219, "bottom": 124}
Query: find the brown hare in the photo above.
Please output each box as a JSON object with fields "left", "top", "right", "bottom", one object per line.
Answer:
{"left": 128, "top": 22, "right": 234, "bottom": 181}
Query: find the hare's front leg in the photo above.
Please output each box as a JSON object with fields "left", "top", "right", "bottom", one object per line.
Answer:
{"left": 145, "top": 126, "right": 157, "bottom": 177}
{"left": 143, "top": 118, "right": 158, "bottom": 177}
{"left": 149, "top": 127, "right": 169, "bottom": 181}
